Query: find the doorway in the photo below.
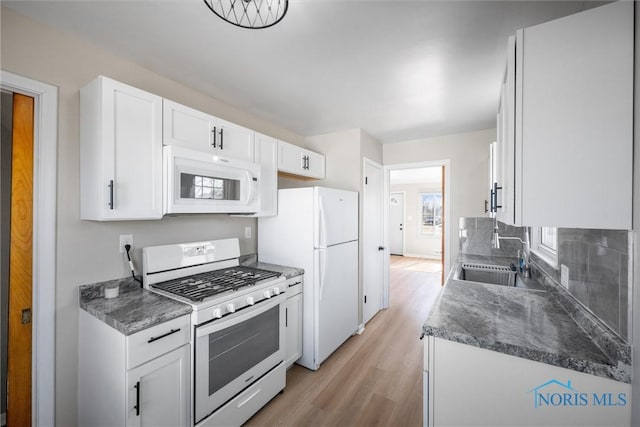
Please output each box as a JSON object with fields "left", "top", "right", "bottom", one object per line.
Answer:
{"left": 388, "top": 166, "right": 444, "bottom": 281}
{"left": 0, "top": 70, "right": 57, "bottom": 427}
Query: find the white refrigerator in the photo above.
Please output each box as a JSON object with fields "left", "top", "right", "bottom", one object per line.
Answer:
{"left": 258, "top": 187, "right": 359, "bottom": 371}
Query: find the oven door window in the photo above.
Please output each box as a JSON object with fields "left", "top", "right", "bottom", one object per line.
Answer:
{"left": 180, "top": 173, "right": 240, "bottom": 201}
{"left": 208, "top": 305, "right": 279, "bottom": 396}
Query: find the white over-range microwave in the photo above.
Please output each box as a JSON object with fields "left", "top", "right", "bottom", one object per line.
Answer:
{"left": 163, "top": 145, "right": 261, "bottom": 214}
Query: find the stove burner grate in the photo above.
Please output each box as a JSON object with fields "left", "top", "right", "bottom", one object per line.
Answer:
{"left": 151, "top": 266, "right": 282, "bottom": 302}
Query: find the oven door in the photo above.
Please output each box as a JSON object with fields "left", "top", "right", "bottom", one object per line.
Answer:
{"left": 164, "top": 145, "right": 260, "bottom": 214}
{"left": 194, "top": 294, "right": 285, "bottom": 424}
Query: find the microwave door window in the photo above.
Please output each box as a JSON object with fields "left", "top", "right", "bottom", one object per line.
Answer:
{"left": 180, "top": 173, "right": 241, "bottom": 201}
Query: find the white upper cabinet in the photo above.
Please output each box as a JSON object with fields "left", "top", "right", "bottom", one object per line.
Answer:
{"left": 495, "top": 2, "right": 633, "bottom": 229}
{"left": 163, "top": 99, "right": 254, "bottom": 163}
{"left": 278, "top": 140, "right": 325, "bottom": 180}
{"left": 80, "top": 76, "right": 163, "bottom": 220}
{"left": 495, "top": 36, "right": 516, "bottom": 226}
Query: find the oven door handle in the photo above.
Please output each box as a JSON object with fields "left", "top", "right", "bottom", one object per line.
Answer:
{"left": 195, "top": 293, "right": 284, "bottom": 338}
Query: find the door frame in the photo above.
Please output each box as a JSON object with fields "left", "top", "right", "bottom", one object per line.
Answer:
{"left": 1, "top": 70, "right": 57, "bottom": 427}
{"left": 389, "top": 191, "right": 406, "bottom": 256}
{"left": 383, "top": 160, "right": 451, "bottom": 305}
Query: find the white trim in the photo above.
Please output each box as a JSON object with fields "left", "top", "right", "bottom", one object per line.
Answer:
{"left": 384, "top": 160, "right": 452, "bottom": 289}
{"left": 1, "top": 70, "right": 57, "bottom": 427}
{"left": 530, "top": 226, "right": 559, "bottom": 270}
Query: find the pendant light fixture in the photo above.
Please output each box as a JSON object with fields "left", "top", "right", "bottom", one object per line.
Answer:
{"left": 203, "top": 0, "right": 288, "bottom": 29}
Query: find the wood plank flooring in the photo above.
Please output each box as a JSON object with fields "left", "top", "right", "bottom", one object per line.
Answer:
{"left": 245, "top": 262, "right": 442, "bottom": 426}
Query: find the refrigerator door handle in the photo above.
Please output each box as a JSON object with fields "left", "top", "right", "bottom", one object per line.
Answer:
{"left": 318, "top": 195, "right": 327, "bottom": 248}
{"left": 318, "top": 250, "right": 327, "bottom": 301}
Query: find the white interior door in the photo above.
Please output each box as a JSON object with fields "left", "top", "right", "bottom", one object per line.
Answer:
{"left": 389, "top": 192, "right": 404, "bottom": 255}
{"left": 363, "top": 159, "right": 384, "bottom": 325}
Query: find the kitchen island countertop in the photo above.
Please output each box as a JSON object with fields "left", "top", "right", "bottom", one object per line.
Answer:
{"left": 423, "top": 255, "right": 631, "bottom": 383}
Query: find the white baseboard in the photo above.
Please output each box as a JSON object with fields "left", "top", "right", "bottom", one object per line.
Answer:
{"left": 356, "top": 324, "right": 365, "bottom": 335}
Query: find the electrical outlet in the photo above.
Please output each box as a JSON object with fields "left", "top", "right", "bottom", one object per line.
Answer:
{"left": 561, "top": 264, "right": 569, "bottom": 288}
{"left": 119, "top": 234, "right": 133, "bottom": 253}
{"left": 244, "top": 226, "right": 252, "bottom": 239}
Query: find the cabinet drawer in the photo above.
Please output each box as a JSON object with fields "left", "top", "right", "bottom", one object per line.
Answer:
{"left": 285, "top": 276, "right": 303, "bottom": 297}
{"left": 127, "top": 314, "right": 190, "bottom": 369}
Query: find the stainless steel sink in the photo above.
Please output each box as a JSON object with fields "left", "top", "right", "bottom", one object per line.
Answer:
{"left": 455, "top": 263, "right": 517, "bottom": 287}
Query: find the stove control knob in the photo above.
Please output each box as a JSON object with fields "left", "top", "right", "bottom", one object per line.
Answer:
{"left": 272, "top": 287, "right": 281, "bottom": 296}
{"left": 246, "top": 296, "right": 255, "bottom": 306}
{"left": 226, "top": 303, "right": 236, "bottom": 314}
{"left": 263, "top": 290, "right": 272, "bottom": 299}
{"left": 212, "top": 308, "right": 222, "bottom": 319}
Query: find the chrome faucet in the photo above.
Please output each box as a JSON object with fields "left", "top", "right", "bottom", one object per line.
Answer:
{"left": 492, "top": 220, "right": 531, "bottom": 276}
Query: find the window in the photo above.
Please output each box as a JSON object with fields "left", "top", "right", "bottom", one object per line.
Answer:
{"left": 419, "top": 192, "right": 442, "bottom": 235}
{"left": 532, "top": 226, "right": 558, "bottom": 267}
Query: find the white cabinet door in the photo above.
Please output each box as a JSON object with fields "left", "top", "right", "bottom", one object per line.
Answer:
{"left": 163, "top": 99, "right": 254, "bottom": 162}
{"left": 305, "top": 150, "right": 325, "bottom": 180}
{"left": 277, "top": 140, "right": 325, "bottom": 179}
{"left": 163, "top": 99, "right": 214, "bottom": 150}
{"left": 80, "top": 76, "right": 163, "bottom": 220}
{"left": 254, "top": 133, "right": 278, "bottom": 216}
{"left": 430, "top": 337, "right": 631, "bottom": 426}
{"left": 126, "top": 344, "right": 190, "bottom": 427}
{"left": 285, "top": 291, "right": 302, "bottom": 368}
{"left": 518, "top": 1, "right": 632, "bottom": 229}
{"left": 493, "top": 35, "right": 516, "bottom": 225}
{"left": 278, "top": 140, "right": 305, "bottom": 175}
{"left": 212, "top": 117, "right": 255, "bottom": 163}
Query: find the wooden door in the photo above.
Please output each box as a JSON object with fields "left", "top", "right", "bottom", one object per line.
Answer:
{"left": 7, "top": 93, "right": 34, "bottom": 427}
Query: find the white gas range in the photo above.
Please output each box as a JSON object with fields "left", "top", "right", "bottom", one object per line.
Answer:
{"left": 142, "top": 238, "right": 286, "bottom": 426}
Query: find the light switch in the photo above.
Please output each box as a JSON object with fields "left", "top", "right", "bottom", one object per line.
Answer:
{"left": 244, "top": 226, "right": 252, "bottom": 239}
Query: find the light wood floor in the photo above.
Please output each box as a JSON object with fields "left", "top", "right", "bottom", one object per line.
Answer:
{"left": 390, "top": 255, "right": 442, "bottom": 274}
{"left": 245, "top": 266, "right": 443, "bottom": 426}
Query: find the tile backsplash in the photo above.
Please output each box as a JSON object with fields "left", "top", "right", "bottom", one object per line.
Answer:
{"left": 459, "top": 218, "right": 631, "bottom": 342}
{"left": 532, "top": 228, "right": 631, "bottom": 342}
{"left": 459, "top": 217, "right": 528, "bottom": 258}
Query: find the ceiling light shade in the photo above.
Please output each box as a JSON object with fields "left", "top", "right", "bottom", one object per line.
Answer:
{"left": 203, "top": 0, "right": 288, "bottom": 29}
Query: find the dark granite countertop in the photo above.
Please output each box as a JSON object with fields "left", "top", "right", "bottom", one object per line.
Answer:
{"left": 79, "top": 277, "right": 192, "bottom": 336}
{"left": 423, "top": 255, "right": 631, "bottom": 383}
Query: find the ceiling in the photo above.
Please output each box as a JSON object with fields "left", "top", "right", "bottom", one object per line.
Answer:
{"left": 4, "top": 0, "right": 605, "bottom": 143}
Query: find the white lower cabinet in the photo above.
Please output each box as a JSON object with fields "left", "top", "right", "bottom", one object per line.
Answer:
{"left": 126, "top": 344, "right": 190, "bottom": 427}
{"left": 424, "top": 337, "right": 631, "bottom": 427}
{"left": 285, "top": 276, "right": 303, "bottom": 368}
{"left": 79, "top": 311, "right": 191, "bottom": 427}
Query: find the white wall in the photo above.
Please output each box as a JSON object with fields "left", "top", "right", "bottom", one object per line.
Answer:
{"left": 1, "top": 7, "right": 305, "bottom": 426}
{"left": 383, "top": 129, "right": 494, "bottom": 265}
{"left": 390, "top": 182, "right": 442, "bottom": 259}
